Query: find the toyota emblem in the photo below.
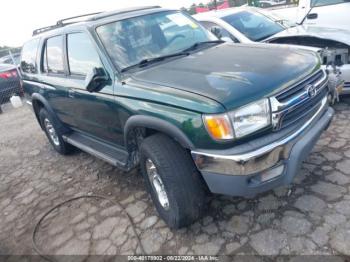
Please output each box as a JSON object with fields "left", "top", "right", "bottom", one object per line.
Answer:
{"left": 307, "top": 84, "right": 317, "bottom": 98}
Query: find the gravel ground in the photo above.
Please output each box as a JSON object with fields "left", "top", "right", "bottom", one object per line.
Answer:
{"left": 0, "top": 97, "right": 350, "bottom": 257}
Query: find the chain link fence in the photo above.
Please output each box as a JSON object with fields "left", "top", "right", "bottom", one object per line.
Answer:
{"left": 0, "top": 48, "right": 23, "bottom": 114}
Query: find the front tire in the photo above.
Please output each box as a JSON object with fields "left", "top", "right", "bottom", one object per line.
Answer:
{"left": 140, "top": 133, "right": 206, "bottom": 228}
{"left": 39, "top": 108, "right": 73, "bottom": 155}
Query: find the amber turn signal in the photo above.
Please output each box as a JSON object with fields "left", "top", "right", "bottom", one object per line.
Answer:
{"left": 203, "top": 114, "right": 234, "bottom": 140}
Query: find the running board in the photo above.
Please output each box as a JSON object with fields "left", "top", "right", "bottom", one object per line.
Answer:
{"left": 63, "top": 132, "right": 129, "bottom": 169}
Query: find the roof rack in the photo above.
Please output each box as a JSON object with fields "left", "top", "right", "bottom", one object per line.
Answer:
{"left": 56, "top": 12, "right": 102, "bottom": 26}
{"left": 32, "top": 12, "right": 102, "bottom": 36}
{"left": 32, "top": 6, "right": 162, "bottom": 36}
{"left": 88, "top": 6, "right": 161, "bottom": 21}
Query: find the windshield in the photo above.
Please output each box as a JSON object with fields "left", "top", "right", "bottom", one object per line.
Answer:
{"left": 222, "top": 11, "right": 285, "bottom": 41}
{"left": 96, "top": 11, "right": 215, "bottom": 70}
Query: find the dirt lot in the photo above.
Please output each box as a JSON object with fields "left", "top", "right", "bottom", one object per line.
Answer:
{"left": 0, "top": 98, "right": 350, "bottom": 257}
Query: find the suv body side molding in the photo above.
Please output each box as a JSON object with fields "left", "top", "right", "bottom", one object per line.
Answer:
{"left": 124, "top": 115, "right": 195, "bottom": 150}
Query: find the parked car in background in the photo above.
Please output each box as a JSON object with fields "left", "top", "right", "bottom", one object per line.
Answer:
{"left": 194, "top": 7, "right": 350, "bottom": 94}
{"left": 0, "top": 64, "right": 22, "bottom": 104}
{"left": 259, "top": 0, "right": 287, "bottom": 8}
{"left": 0, "top": 53, "right": 21, "bottom": 66}
{"left": 267, "top": 0, "right": 350, "bottom": 31}
{"left": 22, "top": 6, "right": 333, "bottom": 228}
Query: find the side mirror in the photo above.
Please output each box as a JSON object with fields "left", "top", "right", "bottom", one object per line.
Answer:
{"left": 307, "top": 13, "right": 318, "bottom": 20}
{"left": 211, "top": 26, "right": 223, "bottom": 39}
{"left": 85, "top": 67, "right": 109, "bottom": 93}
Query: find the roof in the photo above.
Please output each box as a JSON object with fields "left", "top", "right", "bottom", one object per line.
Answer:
{"left": 87, "top": 6, "right": 162, "bottom": 21}
{"left": 32, "top": 6, "right": 165, "bottom": 36}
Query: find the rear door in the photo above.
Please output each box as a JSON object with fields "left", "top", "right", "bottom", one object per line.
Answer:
{"left": 63, "top": 31, "right": 122, "bottom": 145}
{"left": 40, "top": 35, "right": 75, "bottom": 126}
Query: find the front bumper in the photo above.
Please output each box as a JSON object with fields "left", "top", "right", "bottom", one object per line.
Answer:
{"left": 191, "top": 96, "right": 334, "bottom": 197}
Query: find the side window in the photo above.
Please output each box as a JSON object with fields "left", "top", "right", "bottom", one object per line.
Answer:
{"left": 21, "top": 38, "right": 40, "bottom": 74}
{"left": 44, "top": 35, "right": 65, "bottom": 74}
{"left": 67, "top": 33, "right": 102, "bottom": 77}
{"left": 311, "top": 0, "right": 346, "bottom": 7}
{"left": 200, "top": 21, "right": 239, "bottom": 43}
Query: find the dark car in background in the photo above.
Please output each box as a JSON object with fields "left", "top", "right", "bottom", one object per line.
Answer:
{"left": 0, "top": 64, "right": 22, "bottom": 104}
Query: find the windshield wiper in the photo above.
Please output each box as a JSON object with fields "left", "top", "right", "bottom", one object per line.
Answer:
{"left": 121, "top": 40, "right": 224, "bottom": 73}
{"left": 182, "top": 40, "right": 225, "bottom": 52}
{"left": 121, "top": 51, "right": 190, "bottom": 73}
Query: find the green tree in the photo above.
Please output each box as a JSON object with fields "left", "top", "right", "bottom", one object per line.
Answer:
{"left": 188, "top": 3, "right": 197, "bottom": 15}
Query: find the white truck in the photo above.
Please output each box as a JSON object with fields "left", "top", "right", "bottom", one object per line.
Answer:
{"left": 269, "top": 0, "right": 350, "bottom": 30}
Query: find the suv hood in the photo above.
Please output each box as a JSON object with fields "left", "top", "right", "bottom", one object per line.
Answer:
{"left": 131, "top": 43, "right": 319, "bottom": 110}
{"left": 266, "top": 25, "right": 350, "bottom": 46}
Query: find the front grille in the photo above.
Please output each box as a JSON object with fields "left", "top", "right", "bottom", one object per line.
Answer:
{"left": 280, "top": 87, "right": 327, "bottom": 129}
{"left": 272, "top": 70, "right": 328, "bottom": 131}
{"left": 276, "top": 70, "right": 325, "bottom": 103}
{"left": 344, "top": 82, "right": 350, "bottom": 89}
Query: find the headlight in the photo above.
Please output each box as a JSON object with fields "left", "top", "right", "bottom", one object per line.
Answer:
{"left": 203, "top": 98, "right": 270, "bottom": 141}
{"left": 230, "top": 98, "right": 271, "bottom": 138}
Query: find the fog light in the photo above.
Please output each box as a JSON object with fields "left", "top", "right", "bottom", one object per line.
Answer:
{"left": 260, "top": 165, "right": 284, "bottom": 182}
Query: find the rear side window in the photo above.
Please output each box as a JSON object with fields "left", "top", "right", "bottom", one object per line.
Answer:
{"left": 67, "top": 33, "right": 101, "bottom": 76}
{"left": 43, "top": 36, "right": 65, "bottom": 74}
{"left": 21, "top": 38, "right": 40, "bottom": 74}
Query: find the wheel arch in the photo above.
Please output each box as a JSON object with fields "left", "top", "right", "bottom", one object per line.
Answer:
{"left": 31, "top": 93, "right": 69, "bottom": 133}
{"left": 124, "top": 115, "right": 195, "bottom": 152}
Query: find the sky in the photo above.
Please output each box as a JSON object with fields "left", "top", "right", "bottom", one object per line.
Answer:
{"left": 0, "top": 0, "right": 207, "bottom": 47}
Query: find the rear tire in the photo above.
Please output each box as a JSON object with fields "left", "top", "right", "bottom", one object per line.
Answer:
{"left": 140, "top": 133, "right": 206, "bottom": 228}
{"left": 39, "top": 108, "right": 74, "bottom": 155}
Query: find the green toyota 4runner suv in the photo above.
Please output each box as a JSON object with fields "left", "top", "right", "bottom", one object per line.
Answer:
{"left": 21, "top": 6, "right": 334, "bottom": 228}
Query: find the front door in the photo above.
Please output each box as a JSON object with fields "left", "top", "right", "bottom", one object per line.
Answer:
{"left": 63, "top": 32, "right": 122, "bottom": 145}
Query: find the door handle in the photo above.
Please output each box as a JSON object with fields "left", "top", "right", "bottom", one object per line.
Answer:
{"left": 68, "top": 89, "right": 75, "bottom": 98}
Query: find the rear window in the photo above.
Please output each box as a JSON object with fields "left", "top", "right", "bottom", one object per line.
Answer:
{"left": 43, "top": 35, "right": 65, "bottom": 74}
{"left": 21, "top": 38, "right": 40, "bottom": 74}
